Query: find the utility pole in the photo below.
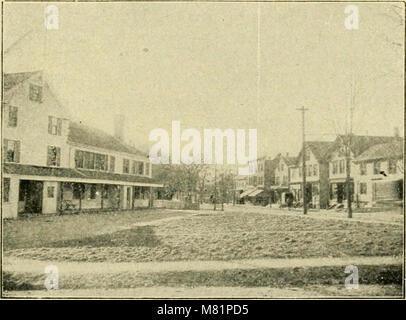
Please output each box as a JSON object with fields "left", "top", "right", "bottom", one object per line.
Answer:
{"left": 214, "top": 165, "right": 217, "bottom": 211}
{"left": 297, "top": 107, "right": 309, "bottom": 215}
{"left": 346, "top": 87, "right": 355, "bottom": 219}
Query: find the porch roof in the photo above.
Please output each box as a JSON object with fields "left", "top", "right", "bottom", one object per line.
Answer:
{"left": 3, "top": 163, "right": 162, "bottom": 186}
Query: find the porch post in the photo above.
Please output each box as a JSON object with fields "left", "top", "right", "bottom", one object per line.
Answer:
{"left": 149, "top": 186, "right": 153, "bottom": 208}
{"left": 101, "top": 184, "right": 104, "bottom": 210}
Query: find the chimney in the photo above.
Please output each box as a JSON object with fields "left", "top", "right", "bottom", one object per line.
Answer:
{"left": 114, "top": 114, "right": 125, "bottom": 141}
{"left": 286, "top": 152, "right": 289, "bottom": 157}
{"left": 394, "top": 127, "right": 400, "bottom": 138}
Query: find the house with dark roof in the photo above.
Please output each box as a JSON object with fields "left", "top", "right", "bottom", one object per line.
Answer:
{"left": 271, "top": 153, "right": 297, "bottom": 205}
{"left": 328, "top": 134, "right": 402, "bottom": 206}
{"left": 2, "top": 71, "right": 162, "bottom": 218}
{"left": 353, "top": 140, "right": 403, "bottom": 207}
{"left": 289, "top": 141, "right": 335, "bottom": 209}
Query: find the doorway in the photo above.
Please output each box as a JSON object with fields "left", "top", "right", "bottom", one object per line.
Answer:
{"left": 19, "top": 180, "right": 44, "bottom": 213}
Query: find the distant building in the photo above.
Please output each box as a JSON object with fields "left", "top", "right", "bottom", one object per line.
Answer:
{"left": 353, "top": 141, "right": 403, "bottom": 207}
{"left": 272, "top": 153, "right": 297, "bottom": 205}
{"left": 328, "top": 135, "right": 401, "bottom": 206}
{"left": 289, "top": 141, "right": 334, "bottom": 209}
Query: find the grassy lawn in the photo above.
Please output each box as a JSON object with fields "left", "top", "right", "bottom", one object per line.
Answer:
{"left": 3, "top": 209, "right": 191, "bottom": 250}
{"left": 3, "top": 210, "right": 403, "bottom": 263}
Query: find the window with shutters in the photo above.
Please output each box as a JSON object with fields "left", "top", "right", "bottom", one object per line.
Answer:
{"left": 48, "top": 116, "right": 62, "bottom": 135}
{"left": 3, "top": 178, "right": 10, "bottom": 202}
{"left": 8, "top": 106, "right": 18, "bottom": 127}
{"left": 3, "top": 139, "right": 20, "bottom": 163}
{"left": 29, "top": 84, "right": 43, "bottom": 102}
{"left": 47, "top": 146, "right": 61, "bottom": 166}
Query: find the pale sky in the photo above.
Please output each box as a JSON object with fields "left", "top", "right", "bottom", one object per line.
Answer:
{"left": 3, "top": 2, "right": 404, "bottom": 158}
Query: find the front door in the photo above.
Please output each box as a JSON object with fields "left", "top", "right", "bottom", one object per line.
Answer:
{"left": 20, "top": 180, "right": 44, "bottom": 213}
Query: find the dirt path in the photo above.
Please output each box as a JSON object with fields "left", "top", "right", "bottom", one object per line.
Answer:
{"left": 222, "top": 205, "right": 403, "bottom": 226}
{"left": 4, "top": 255, "right": 402, "bottom": 275}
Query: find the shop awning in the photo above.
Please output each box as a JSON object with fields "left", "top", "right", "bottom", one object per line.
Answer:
{"left": 248, "top": 189, "right": 264, "bottom": 197}
{"left": 240, "top": 189, "right": 256, "bottom": 198}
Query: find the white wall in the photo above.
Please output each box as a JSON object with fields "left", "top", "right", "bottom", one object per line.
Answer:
{"left": 2, "top": 177, "right": 20, "bottom": 218}
{"left": 3, "top": 74, "right": 71, "bottom": 168}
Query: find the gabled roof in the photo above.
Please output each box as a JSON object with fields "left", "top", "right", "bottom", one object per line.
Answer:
{"left": 306, "top": 141, "right": 336, "bottom": 161}
{"left": 355, "top": 141, "right": 404, "bottom": 162}
{"left": 334, "top": 135, "right": 402, "bottom": 157}
{"left": 3, "top": 71, "right": 41, "bottom": 91}
{"left": 68, "top": 122, "right": 147, "bottom": 158}
{"left": 282, "top": 156, "right": 297, "bottom": 166}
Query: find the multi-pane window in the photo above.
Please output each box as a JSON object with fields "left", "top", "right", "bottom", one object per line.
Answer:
{"left": 47, "top": 186, "right": 55, "bottom": 198}
{"left": 75, "top": 150, "right": 84, "bottom": 168}
{"left": 313, "top": 164, "right": 318, "bottom": 176}
{"left": 138, "top": 162, "right": 144, "bottom": 175}
{"left": 307, "top": 165, "right": 312, "bottom": 177}
{"left": 123, "top": 159, "right": 130, "bottom": 174}
{"left": 109, "top": 156, "right": 115, "bottom": 172}
{"left": 48, "top": 116, "right": 62, "bottom": 135}
{"left": 332, "top": 161, "right": 338, "bottom": 174}
{"left": 3, "top": 139, "right": 20, "bottom": 163}
{"left": 145, "top": 163, "right": 150, "bottom": 176}
{"left": 85, "top": 152, "right": 95, "bottom": 169}
{"left": 74, "top": 150, "right": 109, "bottom": 171}
{"left": 388, "top": 159, "right": 397, "bottom": 174}
{"left": 8, "top": 106, "right": 17, "bottom": 127}
{"left": 132, "top": 161, "right": 145, "bottom": 175}
{"left": 29, "top": 84, "right": 43, "bottom": 102}
{"left": 360, "top": 162, "right": 367, "bottom": 175}
{"left": 373, "top": 161, "right": 381, "bottom": 175}
{"left": 299, "top": 167, "right": 302, "bottom": 177}
{"left": 95, "top": 154, "right": 108, "bottom": 171}
{"left": 360, "top": 183, "right": 367, "bottom": 194}
{"left": 3, "top": 178, "right": 10, "bottom": 202}
{"left": 47, "top": 146, "right": 61, "bottom": 166}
